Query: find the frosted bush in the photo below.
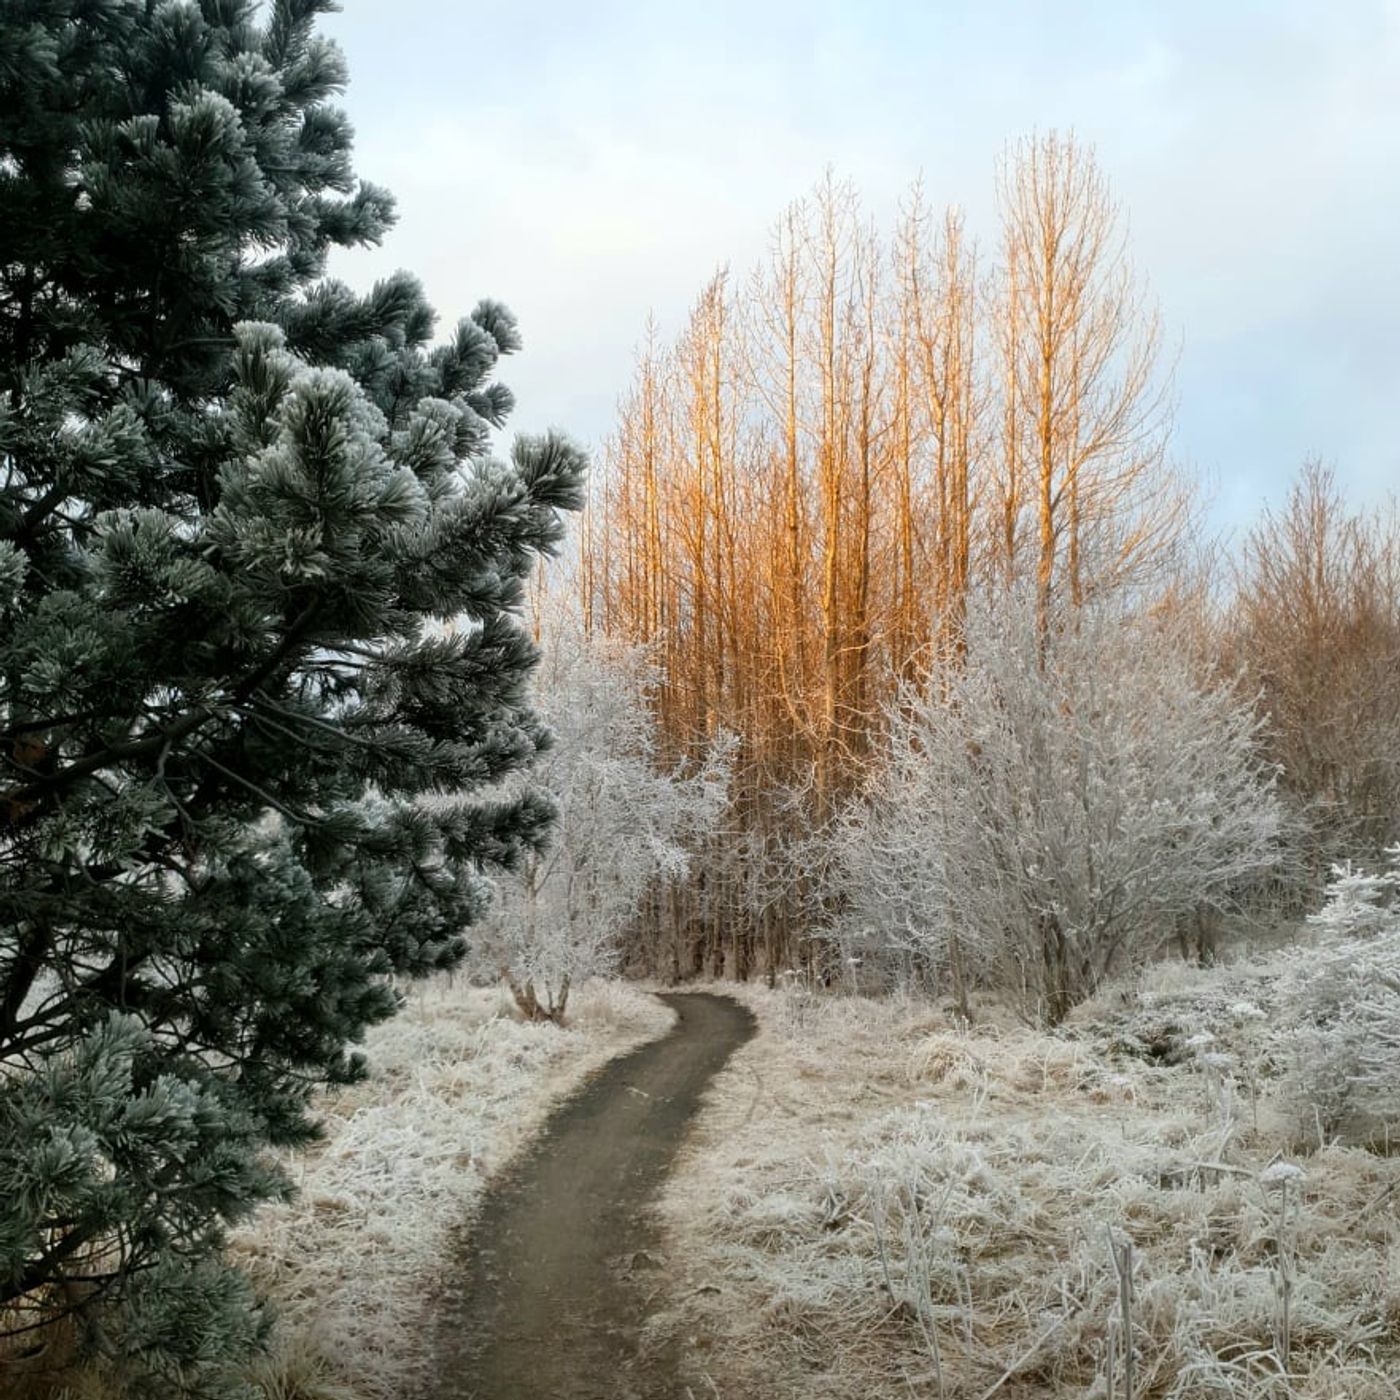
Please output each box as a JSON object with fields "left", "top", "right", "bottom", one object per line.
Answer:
{"left": 470, "top": 624, "right": 730, "bottom": 1020}
{"left": 826, "top": 592, "right": 1285, "bottom": 1024}
{"left": 1279, "top": 852, "right": 1400, "bottom": 1139}
{"left": 1306, "top": 847, "right": 1399, "bottom": 940}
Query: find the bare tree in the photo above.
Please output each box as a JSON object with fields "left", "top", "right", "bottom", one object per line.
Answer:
{"left": 583, "top": 143, "right": 1193, "bottom": 980}
{"left": 894, "top": 189, "right": 984, "bottom": 656}
{"left": 1230, "top": 460, "right": 1400, "bottom": 863}
{"left": 993, "top": 132, "right": 1179, "bottom": 637}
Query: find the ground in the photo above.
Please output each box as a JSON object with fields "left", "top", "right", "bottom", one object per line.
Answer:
{"left": 422, "top": 993, "right": 754, "bottom": 1400}
{"left": 228, "top": 977, "right": 676, "bottom": 1400}
{"left": 649, "top": 969, "right": 1400, "bottom": 1399}
{"left": 163, "top": 958, "right": 1400, "bottom": 1399}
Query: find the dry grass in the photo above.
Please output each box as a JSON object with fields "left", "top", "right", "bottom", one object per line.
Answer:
{"left": 654, "top": 967, "right": 1400, "bottom": 1399}
{"left": 230, "top": 975, "right": 674, "bottom": 1400}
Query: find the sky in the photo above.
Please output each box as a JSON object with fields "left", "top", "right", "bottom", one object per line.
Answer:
{"left": 322, "top": 1, "right": 1400, "bottom": 536}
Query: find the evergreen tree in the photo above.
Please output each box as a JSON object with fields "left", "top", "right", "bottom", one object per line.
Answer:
{"left": 0, "top": 3, "right": 585, "bottom": 1392}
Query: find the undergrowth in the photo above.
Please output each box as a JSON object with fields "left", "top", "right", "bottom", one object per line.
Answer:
{"left": 656, "top": 964, "right": 1400, "bottom": 1399}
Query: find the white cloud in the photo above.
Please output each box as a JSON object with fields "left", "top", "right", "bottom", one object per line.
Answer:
{"left": 325, "top": 1, "right": 1400, "bottom": 525}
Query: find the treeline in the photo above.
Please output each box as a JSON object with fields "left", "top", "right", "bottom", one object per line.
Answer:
{"left": 577, "top": 133, "right": 1400, "bottom": 990}
{"left": 1227, "top": 463, "right": 1400, "bottom": 858}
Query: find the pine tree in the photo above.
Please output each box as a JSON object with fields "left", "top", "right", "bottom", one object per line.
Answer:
{"left": 0, "top": 3, "right": 585, "bottom": 1392}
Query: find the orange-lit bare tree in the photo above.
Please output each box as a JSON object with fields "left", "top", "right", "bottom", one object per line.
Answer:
{"left": 584, "top": 139, "right": 1187, "bottom": 983}
{"left": 992, "top": 132, "right": 1179, "bottom": 636}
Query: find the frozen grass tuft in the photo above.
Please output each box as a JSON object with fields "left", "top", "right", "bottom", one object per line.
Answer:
{"left": 656, "top": 972, "right": 1400, "bottom": 1399}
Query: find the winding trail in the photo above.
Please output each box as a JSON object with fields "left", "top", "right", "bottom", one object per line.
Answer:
{"left": 424, "top": 992, "right": 756, "bottom": 1400}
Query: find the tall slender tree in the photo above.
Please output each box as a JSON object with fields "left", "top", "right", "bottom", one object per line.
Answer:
{"left": 993, "top": 132, "right": 1175, "bottom": 635}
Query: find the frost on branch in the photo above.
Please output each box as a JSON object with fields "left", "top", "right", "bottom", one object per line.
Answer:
{"left": 473, "top": 624, "right": 732, "bottom": 1021}
{"left": 827, "top": 593, "right": 1286, "bottom": 1024}
{"left": 1280, "top": 848, "right": 1400, "bottom": 1138}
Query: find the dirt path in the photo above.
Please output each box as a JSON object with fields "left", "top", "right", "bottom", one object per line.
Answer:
{"left": 424, "top": 992, "right": 756, "bottom": 1400}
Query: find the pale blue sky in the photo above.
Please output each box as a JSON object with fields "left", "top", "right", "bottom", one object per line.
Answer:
{"left": 323, "top": 1, "right": 1399, "bottom": 533}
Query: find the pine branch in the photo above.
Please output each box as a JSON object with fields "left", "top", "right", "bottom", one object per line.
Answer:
{"left": 0, "top": 600, "right": 322, "bottom": 822}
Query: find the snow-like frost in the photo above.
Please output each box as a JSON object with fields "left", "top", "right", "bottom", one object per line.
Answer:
{"left": 1259, "top": 1162, "right": 1306, "bottom": 1187}
{"left": 652, "top": 974, "right": 1400, "bottom": 1400}
{"left": 229, "top": 976, "right": 673, "bottom": 1399}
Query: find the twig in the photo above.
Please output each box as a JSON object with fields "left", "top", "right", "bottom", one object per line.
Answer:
{"left": 1108, "top": 1228, "right": 1136, "bottom": 1400}
{"left": 1276, "top": 1177, "right": 1294, "bottom": 1385}
{"left": 1181, "top": 1159, "right": 1255, "bottom": 1179}
{"left": 1346, "top": 1178, "right": 1398, "bottom": 1228}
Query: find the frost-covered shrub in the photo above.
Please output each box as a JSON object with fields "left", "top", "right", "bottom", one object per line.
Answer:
{"left": 472, "top": 624, "right": 731, "bottom": 1020}
{"left": 828, "top": 593, "right": 1286, "bottom": 1023}
{"left": 1305, "top": 849, "right": 1399, "bottom": 941}
{"left": 1281, "top": 850, "right": 1400, "bottom": 1139}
